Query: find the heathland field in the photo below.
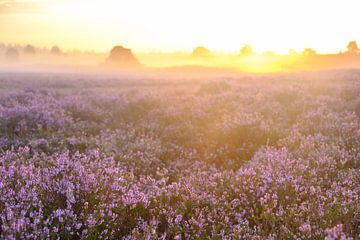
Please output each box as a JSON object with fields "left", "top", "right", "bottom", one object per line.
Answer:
{"left": 0, "top": 71, "right": 359, "bottom": 239}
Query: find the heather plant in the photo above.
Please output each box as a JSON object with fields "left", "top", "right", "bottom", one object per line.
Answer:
{"left": 0, "top": 71, "right": 359, "bottom": 239}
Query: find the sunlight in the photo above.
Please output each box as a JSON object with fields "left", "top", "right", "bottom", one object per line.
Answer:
{"left": 34, "top": 0, "right": 360, "bottom": 53}
{"left": 0, "top": 0, "right": 360, "bottom": 238}
{"left": 0, "top": 0, "right": 359, "bottom": 72}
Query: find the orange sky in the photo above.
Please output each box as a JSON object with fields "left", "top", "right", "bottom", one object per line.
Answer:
{"left": 0, "top": 0, "right": 359, "bottom": 53}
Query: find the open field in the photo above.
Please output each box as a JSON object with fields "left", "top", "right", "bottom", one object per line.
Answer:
{"left": 0, "top": 70, "right": 359, "bottom": 239}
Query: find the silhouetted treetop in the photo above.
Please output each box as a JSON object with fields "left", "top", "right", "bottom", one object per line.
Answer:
{"left": 192, "top": 46, "right": 211, "bottom": 58}
{"left": 105, "top": 46, "right": 141, "bottom": 69}
{"left": 347, "top": 41, "right": 359, "bottom": 54}
{"left": 24, "top": 44, "right": 36, "bottom": 55}
{"left": 5, "top": 47, "right": 19, "bottom": 62}
{"left": 239, "top": 44, "right": 253, "bottom": 56}
{"left": 302, "top": 48, "right": 317, "bottom": 56}
{"left": 51, "top": 46, "right": 61, "bottom": 55}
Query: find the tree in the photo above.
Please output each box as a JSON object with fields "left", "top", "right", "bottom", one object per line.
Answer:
{"left": 239, "top": 44, "right": 253, "bottom": 56}
{"left": 5, "top": 48, "right": 19, "bottom": 62}
{"left": 24, "top": 44, "right": 36, "bottom": 55}
{"left": 302, "top": 48, "right": 317, "bottom": 56}
{"left": 51, "top": 46, "right": 61, "bottom": 55}
{"left": 192, "top": 46, "right": 211, "bottom": 58}
{"left": 347, "top": 41, "right": 359, "bottom": 54}
{"left": 105, "top": 46, "right": 141, "bottom": 69}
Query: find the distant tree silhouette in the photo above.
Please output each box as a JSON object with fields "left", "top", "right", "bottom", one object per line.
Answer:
{"left": 239, "top": 44, "right": 253, "bottom": 56}
{"left": 5, "top": 47, "right": 19, "bottom": 62}
{"left": 302, "top": 48, "right": 317, "bottom": 56}
{"left": 192, "top": 46, "right": 211, "bottom": 58}
{"left": 24, "top": 44, "right": 36, "bottom": 55}
{"left": 51, "top": 46, "right": 61, "bottom": 55}
{"left": 347, "top": 41, "right": 359, "bottom": 54}
{"left": 105, "top": 46, "right": 141, "bottom": 69}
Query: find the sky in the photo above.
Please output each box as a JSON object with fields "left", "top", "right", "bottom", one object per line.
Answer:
{"left": 0, "top": 0, "right": 359, "bottom": 53}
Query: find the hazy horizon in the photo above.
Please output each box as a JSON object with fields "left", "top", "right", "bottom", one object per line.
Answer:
{"left": 1, "top": 0, "right": 360, "bottom": 72}
{"left": 1, "top": 41, "right": 360, "bottom": 73}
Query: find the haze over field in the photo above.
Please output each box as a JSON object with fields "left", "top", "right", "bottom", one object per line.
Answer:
{"left": 1, "top": 0, "right": 360, "bottom": 73}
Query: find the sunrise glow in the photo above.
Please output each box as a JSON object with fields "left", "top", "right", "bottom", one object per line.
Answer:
{"left": 1, "top": 0, "right": 360, "bottom": 53}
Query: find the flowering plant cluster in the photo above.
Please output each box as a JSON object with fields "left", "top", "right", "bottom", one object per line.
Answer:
{"left": 0, "top": 72, "right": 359, "bottom": 239}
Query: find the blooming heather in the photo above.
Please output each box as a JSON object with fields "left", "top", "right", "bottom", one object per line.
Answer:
{"left": 0, "top": 72, "right": 359, "bottom": 239}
